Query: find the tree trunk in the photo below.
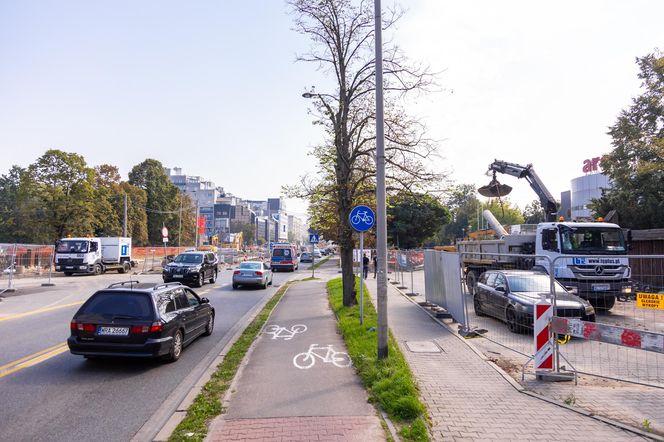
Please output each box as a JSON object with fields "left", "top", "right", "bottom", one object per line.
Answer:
{"left": 340, "top": 239, "right": 356, "bottom": 306}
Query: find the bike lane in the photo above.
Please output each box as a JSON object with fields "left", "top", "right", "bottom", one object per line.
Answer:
{"left": 206, "top": 278, "right": 385, "bottom": 441}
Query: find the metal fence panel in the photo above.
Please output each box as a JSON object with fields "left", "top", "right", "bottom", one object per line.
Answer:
{"left": 423, "top": 250, "right": 466, "bottom": 324}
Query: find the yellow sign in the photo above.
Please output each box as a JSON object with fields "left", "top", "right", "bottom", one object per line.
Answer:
{"left": 636, "top": 292, "right": 664, "bottom": 310}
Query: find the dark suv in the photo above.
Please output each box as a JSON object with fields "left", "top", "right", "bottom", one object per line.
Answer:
{"left": 162, "top": 251, "right": 218, "bottom": 287}
{"left": 67, "top": 281, "right": 215, "bottom": 362}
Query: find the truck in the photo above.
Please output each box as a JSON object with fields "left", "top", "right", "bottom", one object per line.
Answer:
{"left": 458, "top": 160, "right": 631, "bottom": 311}
{"left": 54, "top": 237, "right": 133, "bottom": 276}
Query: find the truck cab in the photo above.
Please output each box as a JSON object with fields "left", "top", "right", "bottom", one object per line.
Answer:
{"left": 55, "top": 237, "right": 132, "bottom": 275}
{"left": 535, "top": 222, "right": 631, "bottom": 309}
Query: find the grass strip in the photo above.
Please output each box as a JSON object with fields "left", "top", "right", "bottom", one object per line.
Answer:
{"left": 169, "top": 282, "right": 292, "bottom": 442}
{"left": 327, "top": 277, "right": 429, "bottom": 441}
{"left": 311, "top": 255, "right": 331, "bottom": 270}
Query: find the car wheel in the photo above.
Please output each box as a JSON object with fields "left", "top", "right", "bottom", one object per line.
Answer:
{"left": 232, "top": 283, "right": 238, "bottom": 290}
{"left": 203, "top": 313, "right": 214, "bottom": 336}
{"left": 268, "top": 276, "right": 273, "bottom": 286}
{"left": 209, "top": 270, "right": 217, "bottom": 284}
{"left": 165, "top": 330, "right": 183, "bottom": 362}
{"left": 473, "top": 295, "right": 486, "bottom": 317}
{"left": 506, "top": 307, "right": 522, "bottom": 334}
{"left": 195, "top": 272, "right": 204, "bottom": 287}
{"left": 261, "top": 280, "right": 267, "bottom": 289}
{"left": 592, "top": 295, "right": 616, "bottom": 311}
{"left": 94, "top": 264, "right": 103, "bottom": 276}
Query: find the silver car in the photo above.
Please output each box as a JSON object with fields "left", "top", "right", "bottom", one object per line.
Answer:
{"left": 232, "top": 261, "right": 273, "bottom": 289}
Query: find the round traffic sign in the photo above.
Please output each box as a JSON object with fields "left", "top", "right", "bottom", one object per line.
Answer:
{"left": 349, "top": 205, "right": 375, "bottom": 232}
{"left": 161, "top": 226, "right": 169, "bottom": 237}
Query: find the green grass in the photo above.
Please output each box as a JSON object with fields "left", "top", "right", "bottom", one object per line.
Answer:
{"left": 168, "top": 282, "right": 292, "bottom": 442}
{"left": 311, "top": 255, "right": 331, "bottom": 270}
{"left": 327, "top": 277, "right": 429, "bottom": 441}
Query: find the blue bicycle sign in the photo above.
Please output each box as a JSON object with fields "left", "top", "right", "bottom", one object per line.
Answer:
{"left": 349, "top": 205, "right": 375, "bottom": 232}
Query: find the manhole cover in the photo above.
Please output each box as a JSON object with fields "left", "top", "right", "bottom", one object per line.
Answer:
{"left": 405, "top": 341, "right": 441, "bottom": 353}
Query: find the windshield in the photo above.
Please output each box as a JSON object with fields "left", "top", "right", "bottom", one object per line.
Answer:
{"left": 507, "top": 275, "right": 567, "bottom": 293}
{"left": 57, "top": 240, "right": 89, "bottom": 253}
{"left": 560, "top": 227, "right": 626, "bottom": 254}
{"left": 173, "top": 254, "right": 203, "bottom": 264}
{"left": 239, "top": 262, "right": 261, "bottom": 270}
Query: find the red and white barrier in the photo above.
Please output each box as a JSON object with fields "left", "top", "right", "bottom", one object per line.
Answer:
{"left": 552, "top": 317, "right": 664, "bottom": 354}
{"left": 534, "top": 298, "right": 553, "bottom": 371}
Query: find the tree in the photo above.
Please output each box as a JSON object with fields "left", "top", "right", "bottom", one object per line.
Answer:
{"left": 589, "top": 50, "right": 664, "bottom": 228}
{"left": 288, "top": 0, "right": 442, "bottom": 306}
{"left": 437, "top": 184, "right": 480, "bottom": 244}
{"left": 230, "top": 221, "right": 255, "bottom": 245}
{"left": 0, "top": 166, "right": 25, "bottom": 242}
{"left": 128, "top": 159, "right": 182, "bottom": 245}
{"left": 522, "top": 199, "right": 544, "bottom": 224}
{"left": 482, "top": 199, "right": 524, "bottom": 227}
{"left": 387, "top": 192, "right": 450, "bottom": 248}
{"left": 16, "top": 149, "right": 96, "bottom": 243}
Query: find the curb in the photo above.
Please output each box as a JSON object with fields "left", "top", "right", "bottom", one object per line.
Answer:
{"left": 389, "top": 283, "right": 663, "bottom": 441}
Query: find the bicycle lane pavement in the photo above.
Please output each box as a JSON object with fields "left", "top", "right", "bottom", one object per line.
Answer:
{"left": 206, "top": 277, "right": 385, "bottom": 441}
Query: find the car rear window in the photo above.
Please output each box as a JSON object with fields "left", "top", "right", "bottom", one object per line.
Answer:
{"left": 240, "top": 262, "right": 261, "bottom": 270}
{"left": 79, "top": 292, "right": 154, "bottom": 319}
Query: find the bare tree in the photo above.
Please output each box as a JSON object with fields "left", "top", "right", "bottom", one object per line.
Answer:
{"left": 288, "top": 0, "right": 444, "bottom": 306}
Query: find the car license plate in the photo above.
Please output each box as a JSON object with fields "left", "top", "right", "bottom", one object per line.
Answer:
{"left": 98, "top": 326, "right": 129, "bottom": 336}
{"left": 592, "top": 283, "right": 610, "bottom": 292}
{"left": 66, "top": 266, "right": 73, "bottom": 269}
{"left": 173, "top": 274, "right": 183, "bottom": 278}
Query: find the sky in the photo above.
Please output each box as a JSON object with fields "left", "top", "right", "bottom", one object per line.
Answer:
{"left": 1, "top": 0, "right": 662, "bottom": 220}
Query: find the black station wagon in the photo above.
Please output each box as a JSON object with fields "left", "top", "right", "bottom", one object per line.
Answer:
{"left": 68, "top": 281, "right": 214, "bottom": 362}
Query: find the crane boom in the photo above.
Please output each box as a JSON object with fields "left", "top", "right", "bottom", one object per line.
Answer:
{"left": 488, "top": 160, "right": 559, "bottom": 222}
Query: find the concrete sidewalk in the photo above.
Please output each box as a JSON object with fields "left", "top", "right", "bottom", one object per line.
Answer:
{"left": 205, "top": 266, "right": 385, "bottom": 441}
{"left": 365, "top": 276, "right": 647, "bottom": 441}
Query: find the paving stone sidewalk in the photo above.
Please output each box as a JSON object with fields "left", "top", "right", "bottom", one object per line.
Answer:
{"left": 365, "top": 277, "right": 647, "bottom": 441}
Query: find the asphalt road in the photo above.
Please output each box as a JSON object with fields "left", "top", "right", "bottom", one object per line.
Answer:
{"left": 0, "top": 265, "right": 308, "bottom": 442}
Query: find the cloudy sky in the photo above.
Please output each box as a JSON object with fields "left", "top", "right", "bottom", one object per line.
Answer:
{"left": 1, "top": 0, "right": 662, "bottom": 218}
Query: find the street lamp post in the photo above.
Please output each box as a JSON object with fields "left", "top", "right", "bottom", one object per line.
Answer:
{"left": 374, "top": 0, "right": 388, "bottom": 359}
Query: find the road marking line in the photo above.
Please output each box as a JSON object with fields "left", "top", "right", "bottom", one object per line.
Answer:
{"left": 0, "top": 342, "right": 68, "bottom": 379}
{"left": 0, "top": 301, "right": 84, "bottom": 322}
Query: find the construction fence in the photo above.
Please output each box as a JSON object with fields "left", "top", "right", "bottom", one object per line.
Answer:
{"left": 0, "top": 243, "right": 55, "bottom": 288}
{"left": 423, "top": 250, "right": 664, "bottom": 387}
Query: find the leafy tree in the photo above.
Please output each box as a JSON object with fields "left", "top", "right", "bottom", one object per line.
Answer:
{"left": 482, "top": 199, "right": 524, "bottom": 227}
{"left": 16, "top": 149, "right": 96, "bottom": 242}
{"left": 231, "top": 221, "right": 256, "bottom": 245}
{"left": 128, "top": 159, "right": 181, "bottom": 245}
{"left": 589, "top": 50, "right": 664, "bottom": 228}
{"left": 0, "top": 166, "right": 25, "bottom": 242}
{"left": 387, "top": 192, "right": 450, "bottom": 248}
{"left": 288, "top": 0, "right": 442, "bottom": 306}
{"left": 437, "top": 184, "right": 480, "bottom": 244}
{"left": 522, "top": 199, "right": 544, "bottom": 224}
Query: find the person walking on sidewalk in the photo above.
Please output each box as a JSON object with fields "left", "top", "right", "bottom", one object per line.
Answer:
{"left": 372, "top": 253, "right": 377, "bottom": 278}
{"left": 362, "top": 253, "right": 369, "bottom": 279}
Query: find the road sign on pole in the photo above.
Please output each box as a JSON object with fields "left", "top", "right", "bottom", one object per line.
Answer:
{"left": 349, "top": 205, "right": 375, "bottom": 232}
{"left": 161, "top": 226, "right": 169, "bottom": 238}
{"left": 309, "top": 233, "right": 319, "bottom": 244}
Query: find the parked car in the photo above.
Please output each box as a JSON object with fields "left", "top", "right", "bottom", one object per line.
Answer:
{"left": 162, "top": 251, "right": 218, "bottom": 287}
{"left": 474, "top": 270, "right": 596, "bottom": 333}
{"left": 299, "top": 252, "right": 313, "bottom": 263}
{"left": 313, "top": 249, "right": 323, "bottom": 259}
{"left": 232, "top": 261, "right": 273, "bottom": 289}
{"left": 67, "top": 281, "right": 214, "bottom": 362}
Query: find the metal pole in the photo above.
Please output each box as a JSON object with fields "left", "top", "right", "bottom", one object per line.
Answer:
{"left": 311, "top": 240, "right": 315, "bottom": 279}
{"left": 374, "top": 0, "right": 388, "bottom": 359}
{"left": 42, "top": 246, "right": 55, "bottom": 287}
{"left": 123, "top": 193, "right": 128, "bottom": 237}
{"left": 360, "top": 232, "right": 364, "bottom": 325}
{"left": 178, "top": 195, "right": 183, "bottom": 248}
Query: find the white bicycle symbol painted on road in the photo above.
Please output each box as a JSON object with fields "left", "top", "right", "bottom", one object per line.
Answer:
{"left": 293, "top": 344, "right": 352, "bottom": 369}
{"left": 350, "top": 211, "right": 374, "bottom": 226}
{"left": 264, "top": 324, "right": 307, "bottom": 340}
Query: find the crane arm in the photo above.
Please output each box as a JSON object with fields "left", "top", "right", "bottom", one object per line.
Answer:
{"left": 488, "top": 160, "right": 559, "bottom": 222}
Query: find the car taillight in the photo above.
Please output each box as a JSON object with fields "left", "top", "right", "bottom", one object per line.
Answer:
{"left": 130, "top": 325, "right": 149, "bottom": 334}
{"left": 255, "top": 271, "right": 263, "bottom": 276}
{"left": 70, "top": 321, "right": 95, "bottom": 333}
{"left": 70, "top": 320, "right": 77, "bottom": 331}
{"left": 149, "top": 322, "right": 163, "bottom": 333}
{"left": 82, "top": 323, "right": 95, "bottom": 333}
{"left": 282, "top": 260, "right": 292, "bottom": 264}
{"left": 233, "top": 270, "right": 240, "bottom": 275}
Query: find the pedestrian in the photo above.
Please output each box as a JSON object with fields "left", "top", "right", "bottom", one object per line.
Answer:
{"left": 373, "top": 253, "right": 377, "bottom": 278}
{"left": 362, "top": 253, "right": 369, "bottom": 279}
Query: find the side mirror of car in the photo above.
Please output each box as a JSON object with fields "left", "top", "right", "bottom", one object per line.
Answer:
{"left": 201, "top": 297, "right": 210, "bottom": 304}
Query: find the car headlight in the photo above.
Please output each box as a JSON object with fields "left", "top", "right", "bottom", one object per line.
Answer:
{"left": 621, "top": 286, "right": 632, "bottom": 294}
{"left": 585, "top": 304, "right": 595, "bottom": 315}
{"left": 189, "top": 266, "right": 201, "bottom": 273}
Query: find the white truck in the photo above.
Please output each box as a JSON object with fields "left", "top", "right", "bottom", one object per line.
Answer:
{"left": 55, "top": 237, "right": 133, "bottom": 276}
{"left": 459, "top": 160, "right": 631, "bottom": 311}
